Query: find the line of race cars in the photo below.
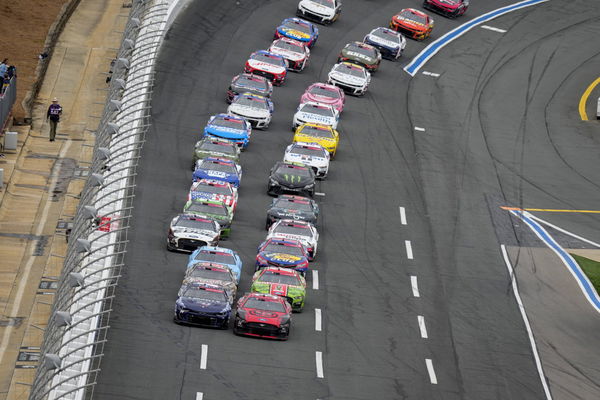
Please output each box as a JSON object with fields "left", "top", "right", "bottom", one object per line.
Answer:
{"left": 167, "top": 0, "right": 468, "bottom": 340}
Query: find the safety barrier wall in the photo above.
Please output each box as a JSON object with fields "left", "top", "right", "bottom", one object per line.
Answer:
{"left": 0, "top": 76, "right": 17, "bottom": 131}
{"left": 29, "top": 1, "right": 169, "bottom": 399}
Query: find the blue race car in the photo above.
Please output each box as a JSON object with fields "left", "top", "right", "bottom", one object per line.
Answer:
{"left": 188, "top": 246, "right": 243, "bottom": 283}
{"left": 255, "top": 237, "right": 310, "bottom": 276}
{"left": 173, "top": 282, "right": 231, "bottom": 329}
{"left": 204, "top": 113, "right": 252, "bottom": 150}
{"left": 193, "top": 157, "right": 242, "bottom": 187}
{"left": 274, "top": 18, "right": 319, "bottom": 48}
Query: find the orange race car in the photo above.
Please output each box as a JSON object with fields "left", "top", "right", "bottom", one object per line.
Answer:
{"left": 389, "top": 8, "right": 434, "bottom": 41}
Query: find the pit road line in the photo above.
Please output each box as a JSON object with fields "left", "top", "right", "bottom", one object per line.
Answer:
{"left": 200, "top": 344, "right": 208, "bottom": 370}
{"left": 399, "top": 206, "right": 407, "bottom": 225}
{"left": 312, "top": 270, "right": 319, "bottom": 290}
{"left": 316, "top": 351, "right": 324, "bottom": 378}
{"left": 405, "top": 240, "right": 413, "bottom": 260}
{"left": 411, "top": 276, "right": 420, "bottom": 297}
{"left": 315, "top": 308, "right": 322, "bottom": 332}
{"left": 196, "top": 393, "right": 203, "bottom": 400}
{"left": 425, "top": 359, "right": 437, "bottom": 384}
{"left": 417, "top": 315, "right": 428, "bottom": 339}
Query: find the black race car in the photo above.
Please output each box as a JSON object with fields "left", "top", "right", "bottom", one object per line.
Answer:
{"left": 266, "top": 194, "right": 319, "bottom": 229}
{"left": 267, "top": 161, "right": 316, "bottom": 197}
{"left": 226, "top": 73, "right": 273, "bottom": 103}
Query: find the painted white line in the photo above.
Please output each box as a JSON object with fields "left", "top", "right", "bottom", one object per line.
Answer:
{"left": 411, "top": 275, "right": 420, "bottom": 297}
{"left": 418, "top": 315, "right": 428, "bottom": 339}
{"left": 414, "top": 126, "right": 426, "bottom": 132}
{"left": 315, "top": 308, "right": 322, "bottom": 332}
{"left": 501, "top": 244, "right": 553, "bottom": 399}
{"left": 422, "top": 71, "right": 441, "bottom": 77}
{"left": 314, "top": 192, "right": 326, "bottom": 196}
{"left": 528, "top": 214, "right": 600, "bottom": 248}
{"left": 405, "top": 240, "right": 414, "bottom": 260}
{"left": 399, "top": 206, "right": 407, "bottom": 225}
{"left": 481, "top": 25, "right": 507, "bottom": 33}
{"left": 316, "top": 351, "right": 324, "bottom": 378}
{"left": 200, "top": 344, "right": 208, "bottom": 370}
{"left": 312, "top": 270, "right": 319, "bottom": 290}
{"left": 425, "top": 359, "right": 438, "bottom": 384}
{"left": 196, "top": 393, "right": 204, "bottom": 400}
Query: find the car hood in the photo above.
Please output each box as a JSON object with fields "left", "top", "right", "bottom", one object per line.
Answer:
{"left": 172, "top": 226, "right": 218, "bottom": 240}
{"left": 228, "top": 104, "right": 270, "bottom": 118}
{"left": 261, "top": 252, "right": 305, "bottom": 266}
{"left": 270, "top": 47, "right": 304, "bottom": 62}
{"left": 341, "top": 49, "right": 376, "bottom": 64}
{"left": 193, "top": 169, "right": 239, "bottom": 183}
{"left": 295, "top": 111, "right": 336, "bottom": 126}
{"left": 183, "top": 278, "right": 236, "bottom": 296}
{"left": 272, "top": 171, "right": 314, "bottom": 188}
{"left": 190, "top": 191, "right": 234, "bottom": 206}
{"left": 284, "top": 152, "right": 328, "bottom": 168}
{"left": 205, "top": 126, "right": 248, "bottom": 139}
{"left": 252, "top": 282, "right": 304, "bottom": 297}
{"left": 231, "top": 84, "right": 268, "bottom": 97}
{"left": 366, "top": 35, "right": 400, "bottom": 50}
{"left": 194, "top": 149, "right": 238, "bottom": 161}
{"left": 247, "top": 59, "right": 286, "bottom": 74}
{"left": 178, "top": 297, "right": 230, "bottom": 314}
{"left": 278, "top": 27, "right": 311, "bottom": 41}
{"left": 300, "top": 0, "right": 334, "bottom": 15}
{"left": 329, "top": 71, "right": 366, "bottom": 85}
{"left": 269, "top": 208, "right": 316, "bottom": 222}
{"left": 431, "top": 0, "right": 461, "bottom": 8}
{"left": 268, "top": 232, "right": 311, "bottom": 247}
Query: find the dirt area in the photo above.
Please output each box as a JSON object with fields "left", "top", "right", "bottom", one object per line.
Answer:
{"left": 0, "top": 0, "right": 68, "bottom": 119}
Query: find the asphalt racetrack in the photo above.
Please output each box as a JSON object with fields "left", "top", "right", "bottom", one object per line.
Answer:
{"left": 94, "top": 0, "right": 600, "bottom": 399}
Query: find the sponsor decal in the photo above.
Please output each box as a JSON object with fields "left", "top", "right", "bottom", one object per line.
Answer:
{"left": 269, "top": 283, "right": 289, "bottom": 297}
{"left": 267, "top": 253, "right": 301, "bottom": 262}
{"left": 207, "top": 170, "right": 227, "bottom": 178}
{"left": 283, "top": 28, "right": 310, "bottom": 39}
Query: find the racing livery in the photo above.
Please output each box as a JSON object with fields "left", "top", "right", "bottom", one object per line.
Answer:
{"left": 227, "top": 92, "right": 274, "bottom": 129}
{"left": 192, "top": 137, "right": 240, "bottom": 169}
{"left": 267, "top": 219, "right": 319, "bottom": 260}
{"left": 227, "top": 73, "right": 273, "bottom": 103}
{"left": 296, "top": 0, "right": 342, "bottom": 24}
{"left": 188, "top": 179, "right": 238, "bottom": 212}
{"left": 338, "top": 41, "right": 382, "bottom": 73}
{"left": 390, "top": 8, "right": 434, "bottom": 40}
{"left": 188, "top": 246, "right": 243, "bottom": 283}
{"left": 174, "top": 282, "right": 231, "bottom": 328}
{"left": 268, "top": 37, "right": 310, "bottom": 72}
{"left": 167, "top": 214, "right": 221, "bottom": 252}
{"left": 328, "top": 61, "right": 371, "bottom": 96}
{"left": 193, "top": 157, "right": 242, "bottom": 188}
{"left": 251, "top": 267, "right": 307, "bottom": 311}
{"left": 266, "top": 194, "right": 319, "bottom": 229}
{"left": 274, "top": 18, "right": 319, "bottom": 48}
{"left": 256, "top": 237, "right": 310, "bottom": 275}
{"left": 244, "top": 50, "right": 287, "bottom": 85}
{"left": 283, "top": 142, "right": 330, "bottom": 179}
{"left": 364, "top": 27, "right": 407, "bottom": 60}
{"left": 293, "top": 123, "right": 339, "bottom": 157}
{"left": 233, "top": 292, "right": 292, "bottom": 340}
{"left": 423, "top": 0, "right": 469, "bottom": 18}
{"left": 183, "top": 262, "right": 237, "bottom": 303}
{"left": 300, "top": 82, "right": 345, "bottom": 113}
{"left": 268, "top": 161, "right": 316, "bottom": 197}
{"left": 203, "top": 114, "right": 252, "bottom": 150}
{"left": 293, "top": 101, "right": 339, "bottom": 129}
{"left": 183, "top": 199, "right": 233, "bottom": 238}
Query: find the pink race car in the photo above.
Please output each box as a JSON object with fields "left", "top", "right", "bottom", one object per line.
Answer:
{"left": 423, "top": 0, "right": 469, "bottom": 18}
{"left": 300, "top": 82, "right": 345, "bottom": 114}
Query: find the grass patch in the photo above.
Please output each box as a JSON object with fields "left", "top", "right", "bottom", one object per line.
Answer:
{"left": 570, "top": 253, "right": 600, "bottom": 294}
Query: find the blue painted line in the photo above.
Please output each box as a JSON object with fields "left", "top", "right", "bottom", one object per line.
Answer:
{"left": 404, "top": 0, "right": 550, "bottom": 76}
{"left": 511, "top": 210, "right": 600, "bottom": 312}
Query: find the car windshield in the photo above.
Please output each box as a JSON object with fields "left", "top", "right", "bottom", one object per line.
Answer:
{"left": 252, "top": 53, "right": 284, "bottom": 66}
{"left": 400, "top": 10, "right": 427, "bottom": 24}
{"left": 282, "top": 20, "right": 311, "bottom": 34}
{"left": 234, "top": 75, "right": 267, "bottom": 91}
{"left": 299, "top": 104, "right": 334, "bottom": 117}
{"left": 274, "top": 40, "right": 303, "bottom": 53}
{"left": 335, "top": 64, "right": 365, "bottom": 78}
{"left": 274, "top": 198, "right": 313, "bottom": 212}
{"left": 187, "top": 202, "right": 228, "bottom": 216}
{"left": 259, "top": 271, "right": 301, "bottom": 285}
{"left": 312, "top": 0, "right": 334, "bottom": 6}
{"left": 275, "top": 164, "right": 312, "bottom": 178}
{"left": 289, "top": 145, "right": 325, "bottom": 158}
{"left": 188, "top": 267, "right": 232, "bottom": 281}
{"left": 198, "top": 160, "right": 237, "bottom": 174}
{"left": 198, "top": 141, "right": 237, "bottom": 154}
{"left": 194, "top": 250, "right": 235, "bottom": 264}
{"left": 263, "top": 242, "right": 304, "bottom": 257}
{"left": 346, "top": 43, "right": 375, "bottom": 58}
{"left": 308, "top": 86, "right": 340, "bottom": 99}
{"left": 244, "top": 298, "right": 286, "bottom": 312}
{"left": 273, "top": 224, "right": 311, "bottom": 237}
{"left": 372, "top": 28, "right": 397, "bottom": 41}
{"left": 211, "top": 117, "right": 245, "bottom": 131}
{"left": 175, "top": 217, "right": 216, "bottom": 231}
{"left": 234, "top": 96, "right": 269, "bottom": 110}
{"left": 299, "top": 125, "right": 334, "bottom": 138}
{"left": 182, "top": 287, "right": 227, "bottom": 301}
{"left": 191, "top": 183, "right": 231, "bottom": 195}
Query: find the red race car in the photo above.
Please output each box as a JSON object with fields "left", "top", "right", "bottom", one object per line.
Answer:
{"left": 423, "top": 0, "right": 469, "bottom": 18}
{"left": 233, "top": 292, "right": 292, "bottom": 340}
{"left": 390, "top": 8, "right": 434, "bottom": 41}
{"left": 244, "top": 50, "right": 287, "bottom": 86}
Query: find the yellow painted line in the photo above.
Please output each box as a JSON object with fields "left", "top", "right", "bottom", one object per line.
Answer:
{"left": 500, "top": 206, "right": 600, "bottom": 214}
{"left": 578, "top": 77, "right": 600, "bottom": 120}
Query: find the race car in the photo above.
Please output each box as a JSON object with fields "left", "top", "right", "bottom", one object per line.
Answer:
{"left": 227, "top": 73, "right": 273, "bottom": 103}
{"left": 227, "top": 92, "right": 274, "bottom": 130}
{"left": 203, "top": 113, "right": 252, "bottom": 150}
{"left": 390, "top": 8, "right": 434, "bottom": 41}
{"left": 423, "top": 0, "right": 469, "bottom": 18}
{"left": 251, "top": 267, "right": 307, "bottom": 312}
{"left": 244, "top": 50, "right": 287, "bottom": 86}
{"left": 267, "top": 219, "right": 319, "bottom": 261}
{"left": 174, "top": 282, "right": 231, "bottom": 329}
{"left": 292, "top": 101, "right": 339, "bottom": 130}
{"left": 166, "top": 214, "right": 221, "bottom": 252}
{"left": 192, "top": 137, "right": 240, "bottom": 169}
{"left": 256, "top": 237, "right": 310, "bottom": 276}
{"left": 188, "top": 246, "right": 243, "bottom": 283}
{"left": 266, "top": 194, "right": 319, "bottom": 229}
{"left": 327, "top": 62, "right": 371, "bottom": 96}
{"left": 363, "top": 27, "right": 407, "bottom": 60}
{"left": 338, "top": 41, "right": 381, "bottom": 73}
{"left": 183, "top": 199, "right": 233, "bottom": 238}
{"left": 300, "top": 82, "right": 345, "bottom": 113}
{"left": 193, "top": 157, "right": 242, "bottom": 188}
{"left": 283, "top": 142, "right": 330, "bottom": 179}
{"left": 293, "top": 123, "right": 339, "bottom": 157}
{"left": 296, "top": 0, "right": 342, "bottom": 24}
{"left": 274, "top": 18, "right": 319, "bottom": 48}
{"left": 268, "top": 37, "right": 310, "bottom": 72}
{"left": 188, "top": 179, "right": 238, "bottom": 212}
{"left": 233, "top": 292, "right": 292, "bottom": 340}
{"left": 183, "top": 262, "right": 237, "bottom": 304}
{"left": 267, "top": 161, "right": 316, "bottom": 197}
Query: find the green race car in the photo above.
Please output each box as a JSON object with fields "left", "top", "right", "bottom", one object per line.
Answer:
{"left": 337, "top": 41, "right": 381, "bottom": 73}
{"left": 183, "top": 199, "right": 233, "bottom": 238}
{"left": 250, "top": 267, "right": 307, "bottom": 312}
{"left": 192, "top": 137, "right": 241, "bottom": 170}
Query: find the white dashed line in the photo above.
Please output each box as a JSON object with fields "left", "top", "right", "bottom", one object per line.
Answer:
{"left": 312, "top": 270, "right": 319, "bottom": 290}
{"left": 422, "top": 71, "right": 440, "bottom": 77}
{"left": 316, "top": 351, "right": 324, "bottom": 378}
{"left": 481, "top": 25, "right": 507, "bottom": 33}
{"left": 414, "top": 126, "right": 426, "bottom": 132}
{"left": 399, "top": 206, "right": 407, "bottom": 225}
{"left": 425, "top": 359, "right": 438, "bottom": 384}
{"left": 196, "top": 393, "right": 204, "bottom": 400}
{"left": 411, "top": 275, "right": 420, "bottom": 297}
{"left": 200, "top": 344, "right": 208, "bottom": 370}
{"left": 315, "top": 192, "right": 326, "bottom": 196}
{"left": 405, "top": 240, "right": 413, "bottom": 259}
{"left": 418, "top": 315, "right": 428, "bottom": 339}
{"left": 315, "top": 308, "right": 322, "bottom": 332}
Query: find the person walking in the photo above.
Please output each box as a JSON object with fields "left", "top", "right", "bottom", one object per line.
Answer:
{"left": 46, "top": 97, "right": 63, "bottom": 142}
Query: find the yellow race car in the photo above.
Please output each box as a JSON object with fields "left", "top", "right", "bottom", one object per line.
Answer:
{"left": 292, "top": 123, "right": 339, "bottom": 158}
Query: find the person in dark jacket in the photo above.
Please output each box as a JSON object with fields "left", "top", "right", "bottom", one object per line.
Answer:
{"left": 46, "top": 97, "right": 63, "bottom": 142}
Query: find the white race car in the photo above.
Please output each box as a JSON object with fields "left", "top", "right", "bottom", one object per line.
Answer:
{"left": 292, "top": 101, "right": 339, "bottom": 130}
{"left": 268, "top": 37, "right": 310, "bottom": 72}
{"left": 296, "top": 0, "right": 342, "bottom": 25}
{"left": 227, "top": 92, "right": 274, "bottom": 129}
{"left": 167, "top": 214, "right": 221, "bottom": 252}
{"left": 267, "top": 220, "right": 319, "bottom": 261}
{"left": 364, "top": 27, "right": 406, "bottom": 60}
{"left": 327, "top": 62, "right": 371, "bottom": 96}
{"left": 283, "top": 142, "right": 330, "bottom": 179}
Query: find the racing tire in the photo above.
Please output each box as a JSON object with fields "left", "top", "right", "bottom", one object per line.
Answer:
{"left": 166, "top": 242, "right": 175, "bottom": 252}
{"left": 220, "top": 317, "right": 230, "bottom": 330}
{"left": 265, "top": 219, "right": 271, "bottom": 230}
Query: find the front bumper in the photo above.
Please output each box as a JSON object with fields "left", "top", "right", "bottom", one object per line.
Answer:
{"left": 267, "top": 183, "right": 314, "bottom": 197}
{"left": 167, "top": 237, "right": 210, "bottom": 252}
{"left": 244, "top": 67, "right": 285, "bottom": 86}
{"left": 229, "top": 110, "right": 270, "bottom": 129}
{"left": 256, "top": 260, "right": 308, "bottom": 275}
{"left": 234, "top": 320, "right": 289, "bottom": 339}
{"left": 389, "top": 21, "right": 431, "bottom": 40}
{"left": 328, "top": 77, "right": 367, "bottom": 96}
{"left": 174, "top": 309, "right": 229, "bottom": 328}
{"left": 204, "top": 132, "right": 249, "bottom": 149}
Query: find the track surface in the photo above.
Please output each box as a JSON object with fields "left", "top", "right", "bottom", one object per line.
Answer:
{"left": 94, "top": 0, "right": 600, "bottom": 399}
